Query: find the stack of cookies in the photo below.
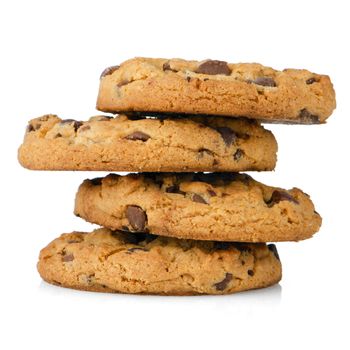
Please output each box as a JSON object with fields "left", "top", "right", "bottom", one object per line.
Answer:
{"left": 18, "top": 58, "right": 336, "bottom": 295}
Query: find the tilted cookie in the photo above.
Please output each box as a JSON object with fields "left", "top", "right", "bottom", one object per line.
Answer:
{"left": 18, "top": 114, "right": 277, "bottom": 172}
{"left": 38, "top": 228, "right": 282, "bottom": 295}
{"left": 75, "top": 173, "right": 322, "bottom": 242}
{"left": 97, "top": 57, "right": 336, "bottom": 124}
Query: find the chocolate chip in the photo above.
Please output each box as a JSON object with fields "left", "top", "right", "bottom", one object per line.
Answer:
{"left": 125, "top": 131, "right": 150, "bottom": 141}
{"left": 90, "top": 177, "right": 102, "bottom": 186}
{"left": 100, "top": 65, "right": 120, "bottom": 78}
{"left": 207, "top": 189, "right": 217, "bottom": 197}
{"left": 233, "top": 149, "right": 244, "bottom": 161}
{"left": 27, "top": 124, "right": 35, "bottom": 132}
{"left": 196, "top": 60, "right": 231, "bottom": 76}
{"left": 126, "top": 205, "right": 147, "bottom": 231}
{"left": 62, "top": 253, "right": 74, "bottom": 262}
{"left": 186, "top": 76, "right": 191, "bottom": 82}
{"left": 299, "top": 109, "right": 320, "bottom": 124}
{"left": 268, "top": 244, "right": 280, "bottom": 261}
{"left": 165, "top": 185, "right": 186, "bottom": 195}
{"left": 216, "top": 127, "right": 237, "bottom": 146}
{"left": 266, "top": 190, "right": 299, "bottom": 207}
{"left": 248, "top": 270, "right": 254, "bottom": 276}
{"left": 60, "top": 119, "right": 83, "bottom": 131}
{"left": 192, "top": 194, "right": 207, "bottom": 204}
{"left": 214, "top": 242, "right": 232, "bottom": 250}
{"left": 163, "top": 62, "right": 178, "bottom": 72}
{"left": 54, "top": 133, "right": 62, "bottom": 138}
{"left": 117, "top": 80, "right": 130, "bottom": 87}
{"left": 213, "top": 273, "right": 233, "bottom": 291}
{"left": 60, "top": 119, "right": 76, "bottom": 124}
{"left": 79, "top": 125, "right": 91, "bottom": 132}
{"left": 306, "top": 77, "right": 317, "bottom": 84}
{"left": 213, "top": 159, "right": 220, "bottom": 166}
{"left": 126, "top": 247, "right": 149, "bottom": 254}
{"left": 74, "top": 121, "right": 83, "bottom": 131}
{"left": 250, "top": 77, "right": 276, "bottom": 87}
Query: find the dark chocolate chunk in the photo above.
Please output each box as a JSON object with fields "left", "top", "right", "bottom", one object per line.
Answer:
{"left": 60, "top": 119, "right": 76, "bottom": 124}
{"left": 62, "top": 253, "right": 74, "bottom": 262}
{"left": 192, "top": 194, "right": 208, "bottom": 204}
{"left": 196, "top": 60, "right": 231, "bottom": 76}
{"left": 186, "top": 76, "right": 191, "bottom": 82}
{"left": 251, "top": 77, "right": 276, "bottom": 87}
{"left": 100, "top": 65, "right": 120, "bottom": 78}
{"left": 163, "top": 62, "right": 178, "bottom": 72}
{"left": 27, "top": 124, "right": 35, "bottom": 132}
{"left": 54, "top": 133, "right": 62, "bottom": 138}
{"left": 306, "top": 77, "right": 317, "bottom": 84}
{"left": 233, "top": 149, "right": 243, "bottom": 161}
{"left": 117, "top": 80, "right": 130, "bottom": 87}
{"left": 73, "top": 121, "right": 83, "bottom": 132}
{"left": 126, "top": 205, "right": 147, "bottom": 231}
{"left": 213, "top": 273, "right": 233, "bottom": 291}
{"left": 248, "top": 270, "right": 254, "bottom": 276}
{"left": 207, "top": 189, "right": 217, "bottom": 197}
{"left": 125, "top": 131, "right": 150, "bottom": 141}
{"left": 268, "top": 244, "right": 280, "bottom": 261}
{"left": 266, "top": 190, "right": 299, "bottom": 207}
{"left": 216, "top": 127, "right": 236, "bottom": 146}
{"left": 299, "top": 108, "right": 320, "bottom": 124}
{"left": 60, "top": 119, "right": 83, "bottom": 132}
{"left": 165, "top": 185, "right": 186, "bottom": 195}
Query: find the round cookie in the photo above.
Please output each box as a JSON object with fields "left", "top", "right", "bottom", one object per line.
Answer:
{"left": 74, "top": 173, "right": 322, "bottom": 242}
{"left": 96, "top": 57, "right": 336, "bottom": 124}
{"left": 18, "top": 114, "right": 277, "bottom": 172}
{"left": 38, "top": 228, "right": 282, "bottom": 295}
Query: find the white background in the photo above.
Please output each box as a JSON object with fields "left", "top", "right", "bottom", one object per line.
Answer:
{"left": 1, "top": 0, "right": 349, "bottom": 349}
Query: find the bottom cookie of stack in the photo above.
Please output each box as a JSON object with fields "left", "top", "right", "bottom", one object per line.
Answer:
{"left": 38, "top": 228, "right": 282, "bottom": 295}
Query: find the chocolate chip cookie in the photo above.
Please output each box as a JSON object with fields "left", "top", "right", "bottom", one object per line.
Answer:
{"left": 37, "top": 228, "right": 282, "bottom": 295}
{"left": 96, "top": 57, "right": 336, "bottom": 124}
{"left": 74, "top": 173, "right": 322, "bottom": 242}
{"left": 18, "top": 114, "right": 277, "bottom": 172}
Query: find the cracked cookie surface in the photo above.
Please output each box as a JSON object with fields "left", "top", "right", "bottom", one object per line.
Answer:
{"left": 96, "top": 57, "right": 336, "bottom": 124}
{"left": 38, "top": 228, "right": 282, "bottom": 295}
{"left": 74, "top": 173, "right": 322, "bottom": 242}
{"left": 18, "top": 114, "right": 277, "bottom": 171}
